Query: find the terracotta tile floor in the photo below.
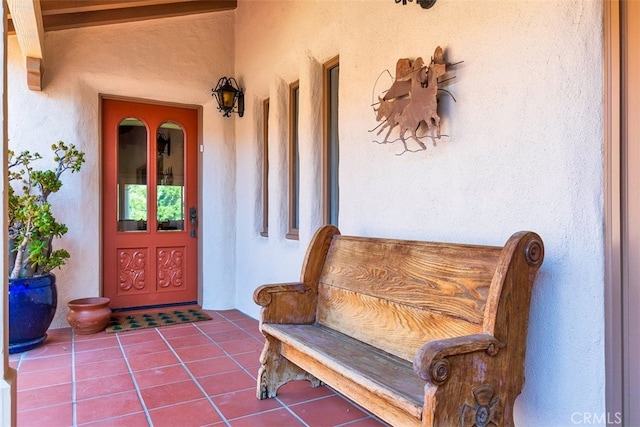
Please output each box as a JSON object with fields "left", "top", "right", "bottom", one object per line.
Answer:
{"left": 10, "top": 309, "right": 387, "bottom": 427}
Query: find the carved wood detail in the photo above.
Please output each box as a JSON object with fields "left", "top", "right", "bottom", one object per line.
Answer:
{"left": 459, "top": 385, "right": 503, "bottom": 427}
{"left": 118, "top": 248, "right": 147, "bottom": 293}
{"left": 157, "top": 247, "right": 185, "bottom": 290}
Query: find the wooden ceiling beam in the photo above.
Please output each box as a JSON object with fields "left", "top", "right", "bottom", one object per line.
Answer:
{"left": 40, "top": 1, "right": 236, "bottom": 32}
{"left": 8, "top": 1, "right": 237, "bottom": 34}
{"left": 39, "top": 0, "right": 198, "bottom": 15}
{"left": 7, "top": 0, "right": 45, "bottom": 91}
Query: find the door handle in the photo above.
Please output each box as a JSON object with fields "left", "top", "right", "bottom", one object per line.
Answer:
{"left": 189, "top": 206, "right": 197, "bottom": 238}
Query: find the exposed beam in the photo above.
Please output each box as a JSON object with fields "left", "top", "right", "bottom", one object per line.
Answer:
{"left": 26, "top": 56, "right": 44, "bottom": 91}
{"left": 8, "top": 1, "right": 237, "bottom": 34}
{"left": 40, "top": 0, "right": 236, "bottom": 32}
{"left": 7, "top": 0, "right": 45, "bottom": 90}
{"left": 39, "top": 0, "right": 200, "bottom": 15}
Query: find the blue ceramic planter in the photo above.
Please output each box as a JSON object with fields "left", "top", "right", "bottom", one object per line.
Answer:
{"left": 8, "top": 274, "right": 57, "bottom": 354}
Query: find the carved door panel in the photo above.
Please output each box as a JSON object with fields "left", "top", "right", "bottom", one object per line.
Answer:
{"left": 102, "top": 98, "right": 198, "bottom": 309}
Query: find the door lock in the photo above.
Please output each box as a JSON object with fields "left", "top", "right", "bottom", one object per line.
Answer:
{"left": 189, "top": 206, "right": 197, "bottom": 238}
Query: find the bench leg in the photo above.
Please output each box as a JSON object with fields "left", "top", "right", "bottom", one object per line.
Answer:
{"left": 257, "top": 335, "right": 321, "bottom": 399}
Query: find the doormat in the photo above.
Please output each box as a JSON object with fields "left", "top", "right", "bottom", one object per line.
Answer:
{"left": 105, "top": 309, "right": 212, "bottom": 333}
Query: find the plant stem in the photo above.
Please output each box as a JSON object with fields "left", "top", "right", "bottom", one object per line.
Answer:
{"left": 9, "top": 219, "right": 31, "bottom": 279}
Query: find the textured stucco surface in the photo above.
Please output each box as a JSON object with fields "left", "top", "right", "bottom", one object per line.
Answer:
{"left": 233, "top": 1, "right": 605, "bottom": 425}
{"left": 7, "top": 0, "right": 605, "bottom": 425}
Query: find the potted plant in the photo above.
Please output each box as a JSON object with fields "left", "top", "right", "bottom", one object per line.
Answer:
{"left": 8, "top": 141, "right": 85, "bottom": 353}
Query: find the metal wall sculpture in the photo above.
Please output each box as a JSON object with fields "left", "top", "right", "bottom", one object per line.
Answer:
{"left": 371, "top": 46, "right": 459, "bottom": 155}
{"left": 395, "top": 0, "right": 437, "bottom": 9}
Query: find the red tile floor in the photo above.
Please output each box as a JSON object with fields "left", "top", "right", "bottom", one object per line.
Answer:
{"left": 10, "top": 309, "right": 387, "bottom": 427}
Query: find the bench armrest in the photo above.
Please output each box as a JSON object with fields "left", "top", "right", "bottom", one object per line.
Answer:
{"left": 413, "top": 333, "right": 504, "bottom": 384}
{"left": 253, "top": 282, "right": 316, "bottom": 324}
{"left": 254, "top": 282, "right": 307, "bottom": 306}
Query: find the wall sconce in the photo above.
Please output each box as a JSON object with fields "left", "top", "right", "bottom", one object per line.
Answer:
{"left": 395, "top": 0, "right": 437, "bottom": 9}
{"left": 212, "top": 77, "right": 244, "bottom": 117}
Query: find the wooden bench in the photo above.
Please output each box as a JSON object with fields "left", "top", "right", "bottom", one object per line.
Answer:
{"left": 253, "top": 225, "right": 544, "bottom": 426}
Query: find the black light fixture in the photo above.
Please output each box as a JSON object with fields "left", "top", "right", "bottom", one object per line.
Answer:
{"left": 395, "top": 0, "right": 437, "bottom": 9}
{"left": 212, "top": 77, "right": 244, "bottom": 117}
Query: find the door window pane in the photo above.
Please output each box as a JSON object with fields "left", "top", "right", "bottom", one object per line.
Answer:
{"left": 156, "top": 122, "right": 185, "bottom": 231}
{"left": 118, "top": 118, "right": 148, "bottom": 231}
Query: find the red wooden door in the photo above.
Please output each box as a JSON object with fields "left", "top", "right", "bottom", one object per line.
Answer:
{"left": 102, "top": 99, "right": 198, "bottom": 309}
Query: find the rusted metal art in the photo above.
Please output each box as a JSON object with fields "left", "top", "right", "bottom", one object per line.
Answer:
{"left": 371, "top": 46, "right": 460, "bottom": 155}
{"left": 395, "top": 0, "right": 437, "bottom": 9}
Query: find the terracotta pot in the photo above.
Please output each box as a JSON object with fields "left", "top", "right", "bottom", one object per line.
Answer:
{"left": 66, "top": 297, "right": 111, "bottom": 334}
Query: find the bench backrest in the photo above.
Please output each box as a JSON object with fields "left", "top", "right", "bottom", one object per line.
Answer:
{"left": 300, "top": 225, "right": 544, "bottom": 363}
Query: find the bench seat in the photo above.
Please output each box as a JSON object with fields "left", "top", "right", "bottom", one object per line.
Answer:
{"left": 262, "top": 323, "right": 424, "bottom": 421}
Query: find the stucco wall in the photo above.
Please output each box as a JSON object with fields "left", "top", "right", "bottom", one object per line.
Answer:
{"left": 234, "top": 0, "right": 605, "bottom": 425}
{"left": 6, "top": 0, "right": 606, "bottom": 424}
{"left": 8, "top": 11, "right": 238, "bottom": 328}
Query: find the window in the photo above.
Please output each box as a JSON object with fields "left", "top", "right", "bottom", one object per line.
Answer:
{"left": 121, "top": 184, "right": 147, "bottom": 226}
{"left": 286, "top": 81, "right": 300, "bottom": 240}
{"left": 117, "top": 117, "right": 148, "bottom": 231}
{"left": 260, "top": 99, "right": 269, "bottom": 237}
{"left": 323, "top": 58, "right": 339, "bottom": 226}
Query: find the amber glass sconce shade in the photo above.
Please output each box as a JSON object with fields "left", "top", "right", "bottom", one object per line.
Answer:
{"left": 212, "top": 77, "right": 244, "bottom": 117}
